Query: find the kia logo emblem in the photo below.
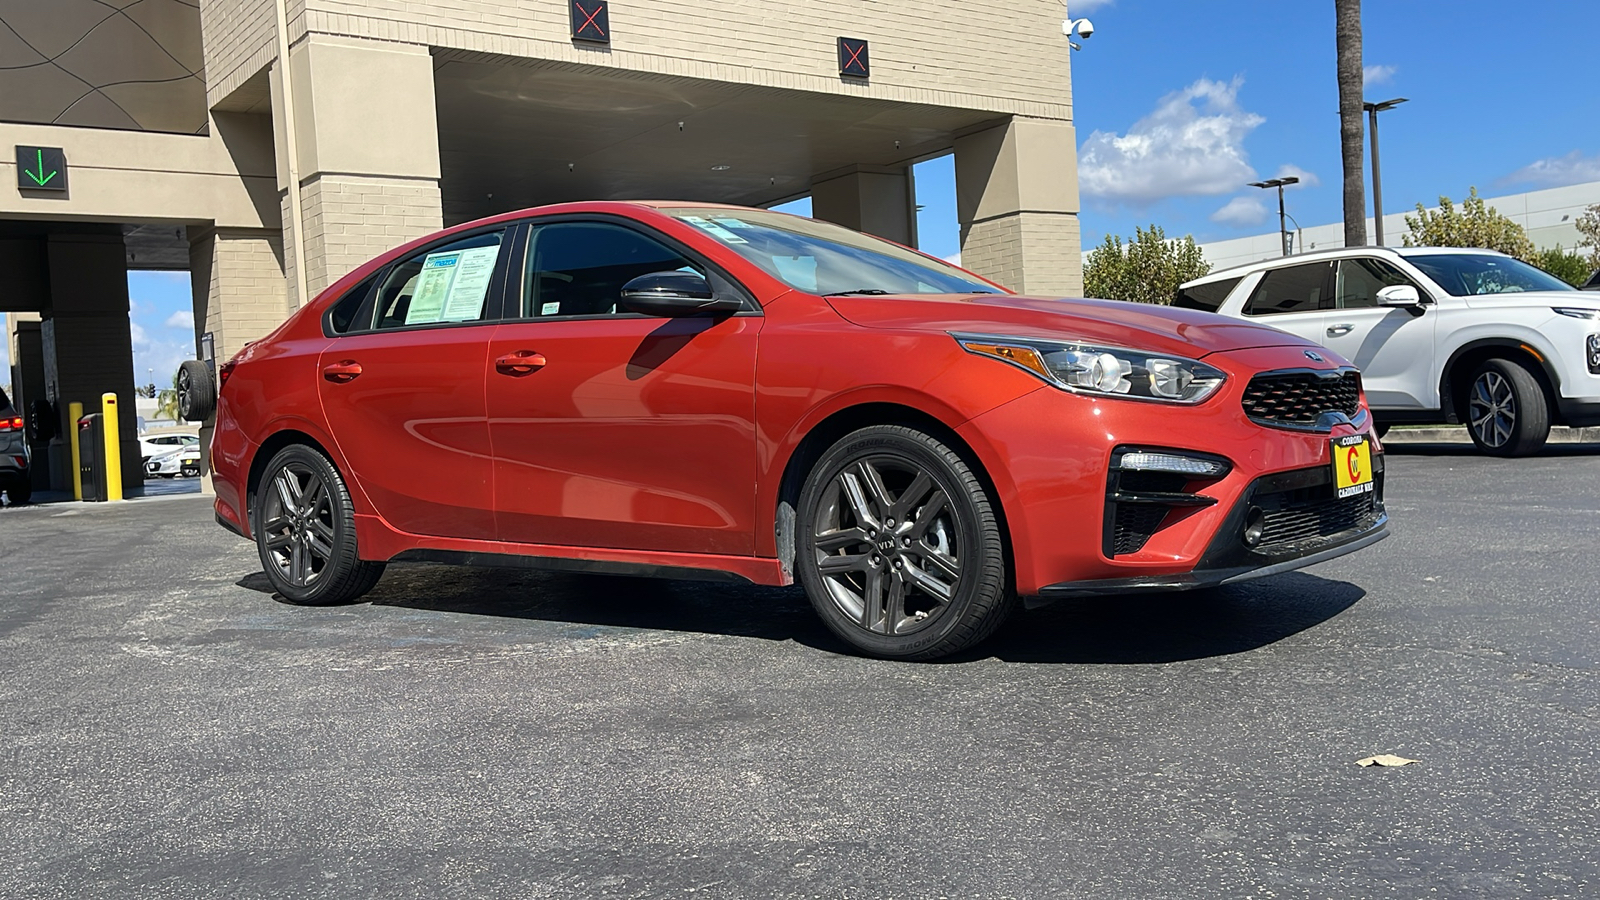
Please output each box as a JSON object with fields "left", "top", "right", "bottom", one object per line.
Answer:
{"left": 1304, "top": 350, "right": 1325, "bottom": 362}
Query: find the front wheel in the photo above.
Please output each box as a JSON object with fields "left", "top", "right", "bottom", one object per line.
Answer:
{"left": 1465, "top": 358, "right": 1550, "bottom": 457}
{"left": 252, "top": 444, "right": 385, "bottom": 605}
{"left": 796, "top": 425, "right": 1012, "bottom": 660}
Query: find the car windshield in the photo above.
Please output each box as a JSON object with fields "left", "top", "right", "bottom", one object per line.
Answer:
{"left": 662, "top": 208, "right": 1005, "bottom": 296}
{"left": 1406, "top": 253, "right": 1577, "bottom": 296}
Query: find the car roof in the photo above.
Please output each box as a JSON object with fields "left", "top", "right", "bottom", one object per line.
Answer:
{"left": 1185, "top": 244, "right": 1514, "bottom": 286}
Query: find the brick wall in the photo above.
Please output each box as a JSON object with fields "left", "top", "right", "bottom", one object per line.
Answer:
{"left": 293, "top": 174, "right": 442, "bottom": 298}
{"left": 200, "top": 0, "right": 279, "bottom": 108}
{"left": 303, "top": 0, "right": 1073, "bottom": 119}
{"left": 191, "top": 227, "right": 288, "bottom": 361}
{"left": 963, "top": 212, "right": 1083, "bottom": 297}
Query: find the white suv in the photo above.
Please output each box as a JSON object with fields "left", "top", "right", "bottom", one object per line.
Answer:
{"left": 1177, "top": 247, "right": 1600, "bottom": 456}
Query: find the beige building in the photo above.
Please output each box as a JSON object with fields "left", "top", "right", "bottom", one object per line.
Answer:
{"left": 2, "top": 0, "right": 1083, "bottom": 493}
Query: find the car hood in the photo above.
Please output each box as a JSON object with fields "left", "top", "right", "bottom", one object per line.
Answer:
{"left": 825, "top": 294, "right": 1316, "bottom": 358}
{"left": 1460, "top": 290, "right": 1600, "bottom": 311}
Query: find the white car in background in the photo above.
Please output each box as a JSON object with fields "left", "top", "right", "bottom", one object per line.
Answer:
{"left": 1177, "top": 247, "right": 1600, "bottom": 456}
{"left": 139, "top": 431, "right": 199, "bottom": 465}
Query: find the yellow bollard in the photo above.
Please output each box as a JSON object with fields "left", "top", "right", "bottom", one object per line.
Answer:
{"left": 101, "top": 392, "right": 122, "bottom": 502}
{"left": 68, "top": 401, "right": 84, "bottom": 501}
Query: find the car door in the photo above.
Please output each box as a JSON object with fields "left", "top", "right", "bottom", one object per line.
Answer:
{"left": 1321, "top": 257, "right": 1437, "bottom": 409}
{"left": 1240, "top": 261, "right": 1333, "bottom": 344}
{"left": 316, "top": 225, "right": 514, "bottom": 540}
{"left": 485, "top": 218, "right": 761, "bottom": 555}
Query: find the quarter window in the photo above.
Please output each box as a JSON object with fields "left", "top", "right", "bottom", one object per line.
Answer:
{"left": 1245, "top": 263, "right": 1330, "bottom": 316}
{"left": 522, "top": 222, "right": 703, "bottom": 318}
{"left": 373, "top": 229, "right": 509, "bottom": 330}
{"left": 1336, "top": 258, "right": 1415, "bottom": 309}
{"left": 1173, "top": 277, "right": 1242, "bottom": 312}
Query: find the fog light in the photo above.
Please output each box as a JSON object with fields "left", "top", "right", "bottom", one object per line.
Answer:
{"left": 1118, "top": 451, "right": 1230, "bottom": 478}
{"left": 1242, "top": 507, "right": 1266, "bottom": 548}
{"left": 1587, "top": 334, "right": 1600, "bottom": 374}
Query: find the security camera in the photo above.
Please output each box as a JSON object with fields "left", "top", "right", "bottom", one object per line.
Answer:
{"left": 1063, "top": 17, "right": 1094, "bottom": 39}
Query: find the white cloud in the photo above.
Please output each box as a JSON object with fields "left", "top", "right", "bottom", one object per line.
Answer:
{"left": 943, "top": 252, "right": 962, "bottom": 267}
{"left": 129, "top": 314, "right": 193, "bottom": 388}
{"left": 1363, "top": 64, "right": 1397, "bottom": 86}
{"left": 165, "top": 310, "right": 194, "bottom": 329}
{"left": 1502, "top": 150, "right": 1600, "bottom": 189}
{"left": 1078, "top": 77, "right": 1264, "bottom": 204}
{"left": 1274, "top": 164, "right": 1319, "bottom": 187}
{"left": 1067, "top": 0, "right": 1114, "bottom": 12}
{"left": 1210, "top": 196, "right": 1269, "bottom": 227}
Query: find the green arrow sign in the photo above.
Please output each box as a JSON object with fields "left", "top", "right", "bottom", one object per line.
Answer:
{"left": 15, "top": 146, "right": 67, "bottom": 192}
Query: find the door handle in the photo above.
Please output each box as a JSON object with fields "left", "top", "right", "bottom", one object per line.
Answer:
{"left": 495, "top": 350, "right": 547, "bottom": 376}
{"left": 322, "top": 360, "right": 362, "bottom": 383}
{"left": 1326, "top": 323, "right": 1355, "bottom": 337}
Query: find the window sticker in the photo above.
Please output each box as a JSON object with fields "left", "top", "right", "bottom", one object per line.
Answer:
{"left": 711, "top": 216, "right": 753, "bottom": 229}
{"left": 682, "top": 215, "right": 749, "bottom": 244}
{"left": 404, "top": 244, "right": 501, "bottom": 324}
{"left": 541, "top": 302, "right": 561, "bottom": 316}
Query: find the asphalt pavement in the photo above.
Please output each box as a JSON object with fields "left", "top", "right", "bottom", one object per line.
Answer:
{"left": 1, "top": 443, "right": 1596, "bottom": 898}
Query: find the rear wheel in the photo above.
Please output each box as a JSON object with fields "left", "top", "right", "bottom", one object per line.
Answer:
{"left": 796, "top": 425, "right": 1011, "bottom": 660}
{"left": 1465, "top": 358, "right": 1549, "bottom": 457}
{"left": 253, "top": 444, "right": 385, "bottom": 605}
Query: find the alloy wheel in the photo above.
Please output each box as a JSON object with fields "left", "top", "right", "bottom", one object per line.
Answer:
{"left": 811, "top": 456, "right": 964, "bottom": 636}
{"left": 1468, "top": 370, "right": 1516, "bottom": 449}
{"left": 259, "top": 462, "right": 337, "bottom": 588}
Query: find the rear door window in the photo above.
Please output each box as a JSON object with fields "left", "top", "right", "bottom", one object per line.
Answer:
{"left": 1245, "top": 262, "right": 1331, "bottom": 316}
{"left": 373, "top": 229, "right": 510, "bottom": 330}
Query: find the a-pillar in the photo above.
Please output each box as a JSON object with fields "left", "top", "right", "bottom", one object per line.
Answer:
{"left": 954, "top": 117, "right": 1082, "bottom": 295}
{"left": 810, "top": 166, "right": 918, "bottom": 247}
{"left": 40, "top": 233, "right": 142, "bottom": 492}
{"left": 272, "top": 35, "right": 443, "bottom": 304}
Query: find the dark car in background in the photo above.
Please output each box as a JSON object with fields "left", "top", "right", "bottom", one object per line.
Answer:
{"left": 0, "top": 388, "right": 31, "bottom": 505}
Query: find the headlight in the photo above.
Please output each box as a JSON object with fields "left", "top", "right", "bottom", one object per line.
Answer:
{"left": 1553, "top": 307, "right": 1600, "bottom": 320}
{"left": 954, "top": 333, "right": 1227, "bottom": 404}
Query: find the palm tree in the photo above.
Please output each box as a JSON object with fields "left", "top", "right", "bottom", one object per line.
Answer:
{"left": 1335, "top": 0, "right": 1366, "bottom": 247}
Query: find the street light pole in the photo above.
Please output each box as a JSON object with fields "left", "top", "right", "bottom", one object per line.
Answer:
{"left": 1363, "top": 97, "right": 1408, "bottom": 246}
{"left": 1249, "top": 176, "right": 1301, "bottom": 257}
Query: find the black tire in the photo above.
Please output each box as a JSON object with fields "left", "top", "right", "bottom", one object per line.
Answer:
{"left": 795, "top": 425, "right": 1012, "bottom": 661}
{"left": 1465, "top": 358, "right": 1550, "bottom": 457}
{"left": 5, "top": 480, "right": 31, "bottom": 505}
{"left": 252, "top": 444, "right": 385, "bottom": 605}
{"left": 177, "top": 360, "right": 216, "bottom": 423}
{"left": 1374, "top": 423, "right": 1391, "bottom": 439}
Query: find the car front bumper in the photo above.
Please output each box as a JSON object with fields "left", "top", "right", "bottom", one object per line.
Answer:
{"left": 959, "top": 345, "right": 1387, "bottom": 597}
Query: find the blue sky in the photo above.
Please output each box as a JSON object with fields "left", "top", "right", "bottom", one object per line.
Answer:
{"left": 6, "top": 0, "right": 1596, "bottom": 394}
{"left": 914, "top": 0, "right": 1599, "bottom": 258}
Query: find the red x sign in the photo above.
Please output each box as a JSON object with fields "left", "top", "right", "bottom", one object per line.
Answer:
{"left": 838, "top": 37, "right": 869, "bottom": 77}
{"left": 571, "top": 0, "right": 608, "bottom": 42}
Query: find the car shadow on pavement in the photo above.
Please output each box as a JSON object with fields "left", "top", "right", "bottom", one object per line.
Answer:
{"left": 238, "top": 566, "right": 1364, "bottom": 665}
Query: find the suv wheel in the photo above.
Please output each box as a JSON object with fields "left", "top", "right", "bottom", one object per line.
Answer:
{"left": 1466, "top": 358, "right": 1550, "bottom": 457}
{"left": 252, "top": 444, "right": 385, "bottom": 604}
{"left": 5, "top": 480, "right": 30, "bottom": 505}
{"left": 795, "top": 425, "right": 1012, "bottom": 660}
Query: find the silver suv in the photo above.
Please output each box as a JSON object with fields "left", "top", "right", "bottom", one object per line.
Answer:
{"left": 0, "top": 388, "right": 31, "bottom": 505}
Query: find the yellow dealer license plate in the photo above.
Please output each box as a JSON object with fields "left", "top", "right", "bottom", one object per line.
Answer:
{"left": 1332, "top": 434, "right": 1374, "bottom": 499}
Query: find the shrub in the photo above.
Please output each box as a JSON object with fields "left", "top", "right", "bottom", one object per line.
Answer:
{"left": 1082, "top": 225, "right": 1211, "bottom": 305}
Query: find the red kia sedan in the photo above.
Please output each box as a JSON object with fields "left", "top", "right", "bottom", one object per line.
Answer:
{"left": 210, "top": 201, "right": 1387, "bottom": 660}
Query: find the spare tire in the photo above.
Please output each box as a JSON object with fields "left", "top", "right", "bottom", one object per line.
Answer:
{"left": 177, "top": 359, "right": 216, "bottom": 423}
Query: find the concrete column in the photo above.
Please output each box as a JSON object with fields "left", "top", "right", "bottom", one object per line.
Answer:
{"left": 272, "top": 35, "right": 443, "bottom": 304}
{"left": 955, "top": 117, "right": 1083, "bottom": 295}
{"left": 189, "top": 227, "right": 287, "bottom": 364}
{"left": 810, "top": 165, "right": 918, "bottom": 247}
{"left": 40, "top": 234, "right": 142, "bottom": 492}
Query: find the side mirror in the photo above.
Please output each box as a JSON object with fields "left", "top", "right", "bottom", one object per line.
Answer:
{"left": 620, "top": 271, "right": 740, "bottom": 317}
{"left": 1376, "top": 284, "right": 1422, "bottom": 307}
